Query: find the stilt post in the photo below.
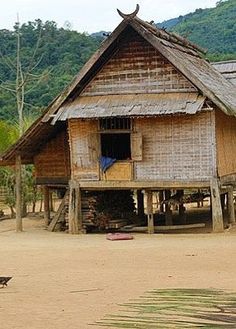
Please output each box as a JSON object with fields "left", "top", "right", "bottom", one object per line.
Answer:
{"left": 178, "top": 190, "right": 186, "bottom": 224}
{"left": 159, "top": 190, "right": 164, "bottom": 213}
{"left": 68, "top": 180, "right": 83, "bottom": 234}
{"left": 15, "top": 154, "right": 22, "bottom": 232}
{"left": 228, "top": 186, "right": 235, "bottom": 224}
{"left": 165, "top": 190, "right": 173, "bottom": 225}
{"left": 210, "top": 178, "right": 224, "bottom": 232}
{"left": 44, "top": 186, "right": 50, "bottom": 226}
{"left": 146, "top": 190, "right": 154, "bottom": 234}
{"left": 137, "top": 190, "right": 145, "bottom": 217}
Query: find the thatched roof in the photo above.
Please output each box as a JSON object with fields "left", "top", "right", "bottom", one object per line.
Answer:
{"left": 1, "top": 10, "right": 236, "bottom": 165}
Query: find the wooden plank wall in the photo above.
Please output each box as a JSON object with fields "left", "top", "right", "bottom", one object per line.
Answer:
{"left": 215, "top": 110, "right": 236, "bottom": 177}
{"left": 69, "top": 119, "right": 100, "bottom": 181}
{"left": 82, "top": 31, "right": 196, "bottom": 96}
{"left": 34, "top": 129, "right": 70, "bottom": 179}
{"left": 134, "top": 111, "right": 216, "bottom": 181}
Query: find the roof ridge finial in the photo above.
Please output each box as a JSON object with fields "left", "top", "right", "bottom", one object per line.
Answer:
{"left": 117, "top": 4, "right": 140, "bottom": 19}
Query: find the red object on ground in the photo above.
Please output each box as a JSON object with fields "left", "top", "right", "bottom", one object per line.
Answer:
{"left": 106, "top": 233, "right": 134, "bottom": 241}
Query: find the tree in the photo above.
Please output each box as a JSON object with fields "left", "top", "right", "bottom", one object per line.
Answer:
{"left": 0, "top": 16, "right": 48, "bottom": 136}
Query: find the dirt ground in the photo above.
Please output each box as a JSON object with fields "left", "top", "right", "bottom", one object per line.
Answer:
{"left": 0, "top": 217, "right": 236, "bottom": 329}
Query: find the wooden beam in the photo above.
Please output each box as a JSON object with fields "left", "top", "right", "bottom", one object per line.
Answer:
{"left": 79, "top": 180, "right": 210, "bottom": 190}
{"left": 121, "top": 223, "right": 206, "bottom": 232}
{"left": 43, "top": 186, "right": 50, "bottom": 226}
{"left": 228, "top": 186, "right": 235, "bottom": 225}
{"left": 146, "top": 190, "right": 154, "bottom": 234}
{"left": 220, "top": 174, "right": 236, "bottom": 187}
{"left": 68, "top": 180, "right": 83, "bottom": 234}
{"left": 15, "top": 154, "right": 22, "bottom": 232}
{"left": 210, "top": 178, "right": 224, "bottom": 233}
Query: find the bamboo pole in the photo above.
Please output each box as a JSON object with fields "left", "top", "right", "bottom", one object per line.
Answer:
{"left": 15, "top": 154, "right": 22, "bottom": 232}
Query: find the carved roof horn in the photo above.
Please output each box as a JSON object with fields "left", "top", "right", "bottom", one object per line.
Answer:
{"left": 117, "top": 4, "right": 140, "bottom": 19}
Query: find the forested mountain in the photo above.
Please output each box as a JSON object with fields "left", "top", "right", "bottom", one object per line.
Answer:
{"left": 158, "top": 0, "right": 236, "bottom": 61}
{"left": 0, "top": 20, "right": 102, "bottom": 121}
{"left": 0, "top": 0, "right": 235, "bottom": 122}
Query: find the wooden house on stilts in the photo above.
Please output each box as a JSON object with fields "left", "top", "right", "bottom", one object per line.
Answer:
{"left": 1, "top": 5, "right": 236, "bottom": 233}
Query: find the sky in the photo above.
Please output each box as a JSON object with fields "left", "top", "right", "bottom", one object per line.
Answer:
{"left": 1, "top": 0, "right": 218, "bottom": 33}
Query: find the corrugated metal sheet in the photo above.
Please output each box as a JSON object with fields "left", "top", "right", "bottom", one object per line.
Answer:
{"left": 212, "top": 61, "right": 236, "bottom": 73}
{"left": 54, "top": 93, "right": 205, "bottom": 121}
{"left": 212, "top": 61, "right": 236, "bottom": 87}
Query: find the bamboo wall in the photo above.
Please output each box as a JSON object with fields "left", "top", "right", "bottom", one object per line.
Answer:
{"left": 215, "top": 110, "right": 236, "bottom": 177}
{"left": 69, "top": 119, "right": 100, "bottom": 181}
{"left": 69, "top": 112, "right": 216, "bottom": 183}
{"left": 82, "top": 31, "right": 196, "bottom": 96}
{"left": 134, "top": 112, "right": 216, "bottom": 181}
{"left": 34, "top": 129, "right": 70, "bottom": 182}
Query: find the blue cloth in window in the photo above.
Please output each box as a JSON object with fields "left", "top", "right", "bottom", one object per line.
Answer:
{"left": 100, "top": 156, "right": 116, "bottom": 173}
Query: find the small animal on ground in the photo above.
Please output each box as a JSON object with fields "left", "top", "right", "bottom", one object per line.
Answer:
{"left": 0, "top": 277, "right": 12, "bottom": 288}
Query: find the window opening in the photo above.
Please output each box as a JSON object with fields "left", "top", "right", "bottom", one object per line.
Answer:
{"left": 101, "top": 133, "right": 131, "bottom": 160}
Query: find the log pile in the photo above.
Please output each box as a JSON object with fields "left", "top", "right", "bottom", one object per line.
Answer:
{"left": 81, "top": 190, "right": 135, "bottom": 230}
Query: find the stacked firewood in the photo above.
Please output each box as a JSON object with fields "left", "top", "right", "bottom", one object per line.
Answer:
{"left": 82, "top": 190, "right": 135, "bottom": 230}
{"left": 81, "top": 194, "right": 98, "bottom": 227}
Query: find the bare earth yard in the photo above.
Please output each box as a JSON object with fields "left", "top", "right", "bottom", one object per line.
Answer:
{"left": 0, "top": 217, "right": 236, "bottom": 329}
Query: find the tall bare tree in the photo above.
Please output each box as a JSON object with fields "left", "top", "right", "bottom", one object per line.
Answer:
{"left": 0, "top": 15, "right": 46, "bottom": 136}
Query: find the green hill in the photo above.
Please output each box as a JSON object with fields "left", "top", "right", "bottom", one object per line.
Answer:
{"left": 158, "top": 0, "right": 236, "bottom": 61}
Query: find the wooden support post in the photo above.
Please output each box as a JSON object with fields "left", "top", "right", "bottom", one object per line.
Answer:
{"left": 44, "top": 186, "right": 50, "bottom": 226}
{"left": 228, "top": 186, "right": 235, "bottom": 225}
{"left": 15, "top": 154, "right": 22, "bottom": 232}
{"left": 146, "top": 190, "right": 154, "bottom": 234}
{"left": 178, "top": 190, "right": 186, "bottom": 224}
{"left": 137, "top": 190, "right": 144, "bottom": 217}
{"left": 68, "top": 180, "right": 83, "bottom": 234}
{"left": 165, "top": 190, "right": 173, "bottom": 225}
{"left": 220, "top": 193, "right": 226, "bottom": 211}
{"left": 179, "top": 204, "right": 186, "bottom": 224}
{"left": 49, "top": 190, "right": 54, "bottom": 212}
{"left": 159, "top": 190, "right": 164, "bottom": 213}
{"left": 210, "top": 178, "right": 224, "bottom": 232}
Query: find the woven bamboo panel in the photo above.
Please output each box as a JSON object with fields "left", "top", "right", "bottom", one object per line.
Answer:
{"left": 69, "top": 119, "right": 99, "bottom": 181}
{"left": 216, "top": 110, "right": 236, "bottom": 177}
{"left": 134, "top": 112, "right": 216, "bottom": 181}
{"left": 82, "top": 32, "right": 196, "bottom": 96}
{"left": 34, "top": 130, "right": 70, "bottom": 178}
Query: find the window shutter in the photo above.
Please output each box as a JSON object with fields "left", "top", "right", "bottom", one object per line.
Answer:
{"left": 131, "top": 132, "right": 142, "bottom": 161}
{"left": 88, "top": 133, "right": 99, "bottom": 164}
